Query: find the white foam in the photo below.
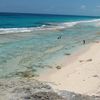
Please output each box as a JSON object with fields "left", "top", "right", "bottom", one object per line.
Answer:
{"left": 0, "top": 28, "right": 34, "bottom": 34}
{"left": 0, "top": 19, "right": 100, "bottom": 34}
{"left": 61, "top": 22, "right": 79, "bottom": 27}
{"left": 62, "top": 19, "right": 100, "bottom": 27}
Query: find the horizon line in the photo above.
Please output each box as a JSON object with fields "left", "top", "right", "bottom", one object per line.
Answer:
{"left": 0, "top": 12, "right": 100, "bottom": 18}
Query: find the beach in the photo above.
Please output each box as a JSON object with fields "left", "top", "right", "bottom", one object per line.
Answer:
{"left": 0, "top": 13, "right": 100, "bottom": 99}
{"left": 1, "top": 42, "right": 100, "bottom": 100}
{"left": 38, "top": 41, "right": 100, "bottom": 96}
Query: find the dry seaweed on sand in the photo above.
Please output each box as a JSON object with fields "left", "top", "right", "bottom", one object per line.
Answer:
{"left": 56, "top": 66, "right": 62, "bottom": 69}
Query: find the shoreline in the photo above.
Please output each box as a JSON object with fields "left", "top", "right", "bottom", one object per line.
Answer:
{"left": 38, "top": 42, "right": 92, "bottom": 78}
{"left": 0, "top": 42, "right": 100, "bottom": 99}
{"left": 38, "top": 41, "right": 100, "bottom": 96}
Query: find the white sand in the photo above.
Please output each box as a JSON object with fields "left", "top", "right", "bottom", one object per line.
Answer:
{"left": 38, "top": 42, "right": 100, "bottom": 96}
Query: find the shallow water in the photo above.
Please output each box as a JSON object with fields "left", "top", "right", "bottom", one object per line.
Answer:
{"left": 0, "top": 13, "right": 100, "bottom": 78}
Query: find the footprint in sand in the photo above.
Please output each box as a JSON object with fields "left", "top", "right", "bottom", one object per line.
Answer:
{"left": 79, "top": 59, "right": 92, "bottom": 63}
{"left": 86, "top": 59, "right": 92, "bottom": 62}
{"left": 92, "top": 75, "right": 99, "bottom": 78}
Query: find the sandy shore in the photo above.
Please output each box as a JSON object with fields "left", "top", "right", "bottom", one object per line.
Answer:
{"left": 38, "top": 41, "right": 100, "bottom": 96}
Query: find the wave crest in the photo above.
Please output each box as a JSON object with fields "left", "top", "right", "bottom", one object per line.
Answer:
{"left": 0, "top": 19, "right": 100, "bottom": 34}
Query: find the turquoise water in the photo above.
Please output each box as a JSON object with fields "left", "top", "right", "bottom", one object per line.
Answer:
{"left": 0, "top": 13, "right": 100, "bottom": 78}
{"left": 0, "top": 13, "right": 99, "bottom": 28}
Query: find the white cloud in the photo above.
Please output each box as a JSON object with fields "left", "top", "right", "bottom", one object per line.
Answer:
{"left": 80, "top": 5, "right": 86, "bottom": 10}
{"left": 96, "top": 6, "right": 100, "bottom": 9}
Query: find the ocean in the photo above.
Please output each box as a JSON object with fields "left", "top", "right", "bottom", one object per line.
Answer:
{"left": 0, "top": 13, "right": 100, "bottom": 78}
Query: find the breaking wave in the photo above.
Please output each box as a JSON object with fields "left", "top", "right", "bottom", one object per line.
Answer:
{"left": 0, "top": 19, "right": 100, "bottom": 34}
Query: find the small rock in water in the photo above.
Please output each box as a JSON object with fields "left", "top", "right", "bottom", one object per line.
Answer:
{"left": 56, "top": 66, "right": 62, "bottom": 69}
{"left": 15, "top": 70, "right": 37, "bottom": 78}
{"left": 65, "top": 53, "right": 71, "bottom": 56}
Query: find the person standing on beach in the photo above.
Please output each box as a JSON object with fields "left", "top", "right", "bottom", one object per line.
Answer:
{"left": 83, "top": 40, "right": 85, "bottom": 44}
{"left": 57, "top": 35, "right": 62, "bottom": 39}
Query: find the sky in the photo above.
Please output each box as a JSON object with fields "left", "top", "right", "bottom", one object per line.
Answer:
{"left": 0, "top": 0, "right": 100, "bottom": 16}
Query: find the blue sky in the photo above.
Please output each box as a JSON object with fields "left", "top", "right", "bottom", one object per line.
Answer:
{"left": 0, "top": 0, "right": 100, "bottom": 16}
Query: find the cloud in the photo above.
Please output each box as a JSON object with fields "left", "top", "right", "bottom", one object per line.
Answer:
{"left": 96, "top": 6, "right": 100, "bottom": 9}
{"left": 80, "top": 5, "right": 86, "bottom": 10}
